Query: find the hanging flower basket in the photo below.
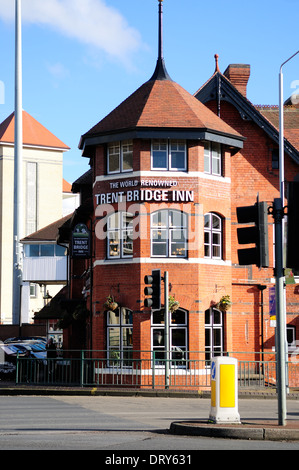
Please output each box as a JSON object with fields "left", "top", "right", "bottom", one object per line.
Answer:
{"left": 217, "top": 295, "right": 231, "bottom": 311}
{"left": 169, "top": 295, "right": 180, "bottom": 312}
{"left": 104, "top": 295, "right": 118, "bottom": 311}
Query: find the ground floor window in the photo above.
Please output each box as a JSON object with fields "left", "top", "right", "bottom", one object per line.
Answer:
{"left": 107, "top": 307, "right": 133, "bottom": 366}
{"left": 47, "top": 319, "right": 63, "bottom": 348}
{"left": 151, "top": 308, "right": 188, "bottom": 366}
{"left": 205, "top": 307, "right": 224, "bottom": 363}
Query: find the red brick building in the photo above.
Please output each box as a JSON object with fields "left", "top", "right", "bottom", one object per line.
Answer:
{"left": 195, "top": 57, "right": 299, "bottom": 368}
{"left": 55, "top": 2, "right": 299, "bottom": 387}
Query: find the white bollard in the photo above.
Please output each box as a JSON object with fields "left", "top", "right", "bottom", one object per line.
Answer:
{"left": 209, "top": 356, "right": 241, "bottom": 424}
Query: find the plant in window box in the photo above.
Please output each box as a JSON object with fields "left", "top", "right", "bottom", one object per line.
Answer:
{"left": 169, "top": 295, "right": 180, "bottom": 312}
{"left": 217, "top": 295, "right": 231, "bottom": 311}
{"left": 104, "top": 295, "right": 118, "bottom": 311}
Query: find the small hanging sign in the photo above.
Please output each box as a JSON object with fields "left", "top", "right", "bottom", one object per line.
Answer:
{"left": 71, "top": 223, "right": 91, "bottom": 258}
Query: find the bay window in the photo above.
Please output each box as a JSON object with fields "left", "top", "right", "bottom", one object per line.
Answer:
{"left": 151, "top": 209, "right": 187, "bottom": 258}
{"left": 107, "top": 212, "right": 133, "bottom": 259}
{"left": 204, "top": 141, "right": 222, "bottom": 176}
{"left": 107, "top": 308, "right": 133, "bottom": 366}
{"left": 204, "top": 213, "right": 222, "bottom": 259}
{"left": 152, "top": 308, "right": 188, "bottom": 366}
{"left": 107, "top": 140, "right": 133, "bottom": 174}
{"left": 152, "top": 139, "right": 186, "bottom": 171}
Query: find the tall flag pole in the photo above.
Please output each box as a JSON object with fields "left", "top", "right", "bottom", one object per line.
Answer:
{"left": 13, "top": 0, "right": 23, "bottom": 325}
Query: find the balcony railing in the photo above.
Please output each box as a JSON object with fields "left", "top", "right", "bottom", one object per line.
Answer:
{"left": 22, "top": 256, "right": 67, "bottom": 282}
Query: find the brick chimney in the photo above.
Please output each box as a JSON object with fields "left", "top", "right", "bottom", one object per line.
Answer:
{"left": 223, "top": 64, "right": 250, "bottom": 97}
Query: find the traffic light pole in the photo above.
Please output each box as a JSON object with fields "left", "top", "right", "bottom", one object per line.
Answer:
{"left": 271, "top": 198, "right": 287, "bottom": 426}
{"left": 164, "top": 271, "right": 170, "bottom": 389}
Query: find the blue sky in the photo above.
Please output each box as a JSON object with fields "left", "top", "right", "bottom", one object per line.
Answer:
{"left": 0, "top": 0, "right": 298, "bottom": 184}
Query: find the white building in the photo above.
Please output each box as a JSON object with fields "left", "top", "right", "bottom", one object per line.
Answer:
{"left": 21, "top": 215, "right": 71, "bottom": 323}
{"left": 0, "top": 110, "right": 70, "bottom": 324}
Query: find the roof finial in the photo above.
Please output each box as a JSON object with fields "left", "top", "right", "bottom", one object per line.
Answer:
{"left": 149, "top": 0, "right": 172, "bottom": 81}
{"left": 214, "top": 54, "right": 220, "bottom": 73}
{"left": 158, "top": 0, "right": 164, "bottom": 60}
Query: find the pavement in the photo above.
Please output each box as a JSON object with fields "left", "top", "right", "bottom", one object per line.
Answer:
{"left": 0, "top": 380, "right": 299, "bottom": 441}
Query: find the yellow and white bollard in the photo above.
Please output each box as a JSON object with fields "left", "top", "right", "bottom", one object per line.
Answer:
{"left": 209, "top": 356, "right": 241, "bottom": 424}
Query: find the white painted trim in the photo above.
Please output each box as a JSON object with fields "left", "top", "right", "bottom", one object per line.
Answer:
{"left": 93, "top": 257, "right": 231, "bottom": 267}
{"left": 94, "top": 170, "right": 231, "bottom": 186}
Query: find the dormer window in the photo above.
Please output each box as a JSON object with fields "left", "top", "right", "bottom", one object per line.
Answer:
{"left": 151, "top": 139, "right": 186, "bottom": 171}
{"left": 107, "top": 140, "right": 133, "bottom": 174}
{"left": 204, "top": 142, "right": 222, "bottom": 176}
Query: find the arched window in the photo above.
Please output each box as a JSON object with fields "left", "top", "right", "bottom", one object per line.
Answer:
{"left": 107, "top": 212, "right": 133, "bottom": 259}
{"left": 151, "top": 308, "right": 188, "bottom": 367}
{"left": 204, "top": 213, "right": 222, "bottom": 259}
{"left": 151, "top": 209, "right": 187, "bottom": 258}
{"left": 205, "top": 307, "right": 224, "bottom": 363}
{"left": 107, "top": 307, "right": 133, "bottom": 367}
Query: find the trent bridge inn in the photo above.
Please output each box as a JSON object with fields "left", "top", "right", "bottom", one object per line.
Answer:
{"left": 31, "top": 1, "right": 299, "bottom": 389}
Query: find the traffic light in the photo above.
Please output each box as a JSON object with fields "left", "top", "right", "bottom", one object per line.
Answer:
{"left": 236, "top": 200, "right": 269, "bottom": 268}
{"left": 144, "top": 269, "right": 161, "bottom": 310}
{"left": 287, "top": 182, "right": 299, "bottom": 270}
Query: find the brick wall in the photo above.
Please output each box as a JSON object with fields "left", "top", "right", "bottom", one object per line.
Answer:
{"left": 205, "top": 99, "right": 299, "bottom": 356}
{"left": 89, "top": 138, "right": 234, "bottom": 355}
{"left": 81, "top": 102, "right": 299, "bottom": 381}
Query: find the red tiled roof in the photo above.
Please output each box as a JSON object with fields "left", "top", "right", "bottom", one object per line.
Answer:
{"left": 82, "top": 78, "right": 242, "bottom": 141}
{"left": 256, "top": 105, "right": 299, "bottom": 151}
{"left": 0, "top": 110, "right": 69, "bottom": 150}
{"left": 21, "top": 214, "right": 73, "bottom": 242}
{"left": 63, "top": 179, "right": 72, "bottom": 193}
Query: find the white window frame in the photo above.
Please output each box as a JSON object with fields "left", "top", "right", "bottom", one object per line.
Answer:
{"left": 24, "top": 244, "right": 66, "bottom": 258}
{"left": 107, "top": 140, "right": 133, "bottom": 174}
{"left": 151, "top": 209, "right": 188, "bottom": 258}
{"left": 29, "top": 283, "right": 37, "bottom": 298}
{"left": 151, "top": 139, "right": 187, "bottom": 171}
{"left": 151, "top": 308, "right": 188, "bottom": 368}
{"left": 205, "top": 307, "right": 224, "bottom": 363}
{"left": 287, "top": 325, "right": 296, "bottom": 351}
{"left": 107, "top": 212, "right": 133, "bottom": 259}
{"left": 107, "top": 307, "right": 133, "bottom": 367}
{"left": 204, "top": 141, "right": 222, "bottom": 176}
{"left": 204, "top": 213, "right": 222, "bottom": 260}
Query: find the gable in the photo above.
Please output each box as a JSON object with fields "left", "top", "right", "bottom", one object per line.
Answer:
{"left": 194, "top": 72, "right": 299, "bottom": 166}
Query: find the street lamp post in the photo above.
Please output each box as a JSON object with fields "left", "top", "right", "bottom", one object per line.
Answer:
{"left": 276, "top": 50, "right": 299, "bottom": 426}
{"left": 279, "top": 50, "right": 299, "bottom": 200}
{"left": 12, "top": 0, "right": 23, "bottom": 325}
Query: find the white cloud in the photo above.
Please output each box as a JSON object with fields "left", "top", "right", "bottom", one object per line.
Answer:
{"left": 47, "top": 62, "right": 69, "bottom": 80}
{"left": 0, "top": 0, "right": 144, "bottom": 66}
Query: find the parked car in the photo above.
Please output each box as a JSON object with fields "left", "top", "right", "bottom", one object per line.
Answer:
{"left": 1, "top": 337, "right": 47, "bottom": 360}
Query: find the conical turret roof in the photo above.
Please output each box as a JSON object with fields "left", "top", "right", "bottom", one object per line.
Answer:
{"left": 79, "top": 1, "right": 244, "bottom": 153}
{"left": 81, "top": 78, "right": 242, "bottom": 137}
